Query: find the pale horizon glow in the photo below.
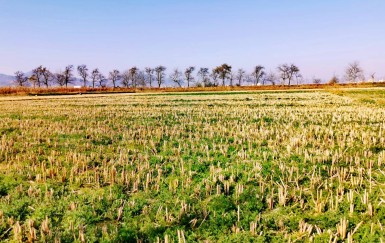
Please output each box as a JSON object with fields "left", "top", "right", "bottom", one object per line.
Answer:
{"left": 0, "top": 0, "right": 384, "bottom": 81}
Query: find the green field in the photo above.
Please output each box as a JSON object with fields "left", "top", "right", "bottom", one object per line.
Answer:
{"left": 1, "top": 88, "right": 385, "bottom": 242}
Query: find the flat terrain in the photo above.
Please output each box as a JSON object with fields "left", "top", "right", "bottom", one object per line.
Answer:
{"left": 1, "top": 88, "right": 385, "bottom": 242}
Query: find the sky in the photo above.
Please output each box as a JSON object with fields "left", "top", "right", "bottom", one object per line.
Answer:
{"left": 0, "top": 0, "right": 384, "bottom": 81}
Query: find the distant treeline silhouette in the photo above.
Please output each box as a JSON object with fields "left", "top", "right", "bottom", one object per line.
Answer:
{"left": 12, "top": 62, "right": 374, "bottom": 88}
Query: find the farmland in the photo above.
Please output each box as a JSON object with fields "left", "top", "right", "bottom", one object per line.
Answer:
{"left": 1, "top": 88, "right": 385, "bottom": 242}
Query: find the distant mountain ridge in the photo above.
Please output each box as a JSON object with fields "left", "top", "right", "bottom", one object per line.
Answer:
{"left": 0, "top": 72, "right": 83, "bottom": 87}
{"left": 0, "top": 73, "right": 14, "bottom": 86}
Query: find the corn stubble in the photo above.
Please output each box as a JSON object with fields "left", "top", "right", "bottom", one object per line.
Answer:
{"left": 1, "top": 90, "right": 385, "bottom": 242}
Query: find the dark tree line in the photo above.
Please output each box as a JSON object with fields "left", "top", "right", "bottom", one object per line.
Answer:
{"left": 11, "top": 63, "right": 321, "bottom": 88}
{"left": 12, "top": 62, "right": 373, "bottom": 88}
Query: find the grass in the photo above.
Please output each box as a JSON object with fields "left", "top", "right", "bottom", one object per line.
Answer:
{"left": 0, "top": 88, "right": 385, "bottom": 241}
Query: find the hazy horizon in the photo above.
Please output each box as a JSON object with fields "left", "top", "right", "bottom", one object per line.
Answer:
{"left": 1, "top": 0, "right": 384, "bottom": 81}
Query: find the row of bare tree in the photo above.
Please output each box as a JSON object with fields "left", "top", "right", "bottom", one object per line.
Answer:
{"left": 12, "top": 62, "right": 368, "bottom": 88}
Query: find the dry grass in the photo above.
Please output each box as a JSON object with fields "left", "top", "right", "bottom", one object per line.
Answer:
{"left": 1, "top": 82, "right": 385, "bottom": 96}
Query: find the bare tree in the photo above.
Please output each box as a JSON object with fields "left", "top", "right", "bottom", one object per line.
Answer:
{"left": 345, "top": 62, "right": 364, "bottom": 82}
{"left": 264, "top": 71, "right": 277, "bottom": 85}
{"left": 170, "top": 68, "right": 183, "bottom": 87}
{"left": 312, "top": 78, "right": 321, "bottom": 84}
{"left": 63, "top": 65, "right": 74, "bottom": 88}
{"left": 91, "top": 68, "right": 101, "bottom": 88}
{"left": 13, "top": 71, "right": 28, "bottom": 87}
{"left": 328, "top": 75, "right": 339, "bottom": 85}
{"left": 98, "top": 73, "right": 106, "bottom": 87}
{"left": 145, "top": 67, "right": 154, "bottom": 87}
{"left": 184, "top": 66, "right": 195, "bottom": 88}
{"left": 245, "top": 74, "right": 254, "bottom": 85}
{"left": 40, "top": 67, "right": 53, "bottom": 88}
{"left": 28, "top": 75, "right": 38, "bottom": 88}
{"left": 154, "top": 66, "right": 166, "bottom": 88}
{"left": 229, "top": 71, "right": 236, "bottom": 86}
{"left": 32, "top": 66, "right": 44, "bottom": 88}
{"left": 121, "top": 70, "right": 131, "bottom": 87}
{"left": 122, "top": 69, "right": 145, "bottom": 88}
{"left": 277, "top": 64, "right": 300, "bottom": 85}
{"left": 136, "top": 71, "right": 146, "bottom": 87}
{"left": 198, "top": 68, "right": 210, "bottom": 86}
{"left": 77, "top": 65, "right": 89, "bottom": 87}
{"left": 213, "top": 63, "right": 232, "bottom": 86}
{"left": 295, "top": 73, "right": 303, "bottom": 85}
{"left": 252, "top": 65, "right": 265, "bottom": 85}
{"left": 236, "top": 69, "right": 246, "bottom": 86}
{"left": 54, "top": 73, "right": 66, "bottom": 86}
{"left": 210, "top": 68, "right": 219, "bottom": 86}
{"left": 288, "top": 65, "right": 300, "bottom": 85}
{"left": 370, "top": 73, "right": 375, "bottom": 82}
{"left": 277, "top": 65, "right": 289, "bottom": 85}
{"left": 129, "top": 67, "right": 139, "bottom": 88}
{"left": 109, "top": 70, "right": 121, "bottom": 88}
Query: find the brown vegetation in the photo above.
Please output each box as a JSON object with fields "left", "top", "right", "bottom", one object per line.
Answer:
{"left": 1, "top": 82, "right": 385, "bottom": 96}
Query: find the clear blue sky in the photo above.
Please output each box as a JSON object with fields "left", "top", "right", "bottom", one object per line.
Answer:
{"left": 1, "top": 0, "right": 384, "bottom": 81}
